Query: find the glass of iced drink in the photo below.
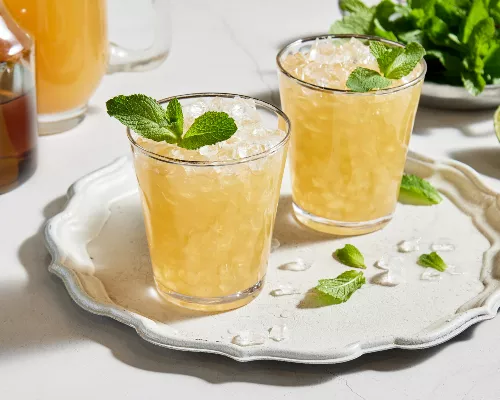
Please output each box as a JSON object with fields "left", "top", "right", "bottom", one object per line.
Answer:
{"left": 128, "top": 93, "right": 290, "bottom": 311}
{"left": 277, "top": 34, "right": 426, "bottom": 236}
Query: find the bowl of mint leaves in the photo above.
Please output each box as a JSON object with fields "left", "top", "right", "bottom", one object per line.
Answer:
{"left": 331, "top": 0, "right": 500, "bottom": 109}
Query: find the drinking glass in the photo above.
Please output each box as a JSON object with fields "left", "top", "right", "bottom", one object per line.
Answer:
{"left": 3, "top": 0, "right": 171, "bottom": 135}
{"left": 277, "top": 34, "right": 426, "bottom": 236}
{"left": 129, "top": 93, "right": 290, "bottom": 311}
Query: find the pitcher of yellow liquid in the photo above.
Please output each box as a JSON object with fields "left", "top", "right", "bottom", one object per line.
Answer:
{"left": 4, "top": 0, "right": 171, "bottom": 135}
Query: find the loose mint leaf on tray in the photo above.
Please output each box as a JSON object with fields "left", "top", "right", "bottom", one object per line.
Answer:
{"left": 106, "top": 94, "right": 178, "bottom": 143}
{"left": 334, "top": 244, "right": 367, "bottom": 269}
{"left": 418, "top": 252, "right": 448, "bottom": 272}
{"left": 346, "top": 67, "right": 392, "bottom": 92}
{"left": 399, "top": 174, "right": 442, "bottom": 205}
{"left": 179, "top": 111, "right": 238, "bottom": 150}
{"left": 315, "top": 271, "right": 366, "bottom": 304}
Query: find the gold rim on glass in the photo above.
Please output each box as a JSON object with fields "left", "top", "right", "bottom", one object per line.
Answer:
{"left": 127, "top": 92, "right": 291, "bottom": 167}
{"left": 276, "top": 34, "right": 427, "bottom": 95}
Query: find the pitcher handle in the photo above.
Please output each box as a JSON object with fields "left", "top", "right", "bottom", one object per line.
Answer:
{"left": 107, "top": 0, "right": 171, "bottom": 74}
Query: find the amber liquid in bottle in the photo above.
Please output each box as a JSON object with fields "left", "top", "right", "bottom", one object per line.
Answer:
{"left": 0, "top": 7, "right": 37, "bottom": 194}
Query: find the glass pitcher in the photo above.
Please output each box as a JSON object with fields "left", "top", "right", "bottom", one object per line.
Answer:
{"left": 3, "top": 0, "right": 171, "bottom": 135}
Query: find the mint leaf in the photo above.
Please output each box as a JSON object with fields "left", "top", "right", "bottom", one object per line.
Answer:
{"left": 179, "top": 112, "right": 237, "bottom": 150}
{"left": 398, "top": 30, "right": 424, "bottom": 44}
{"left": 346, "top": 67, "right": 392, "bottom": 92}
{"left": 369, "top": 41, "right": 404, "bottom": 73}
{"left": 373, "top": 18, "right": 398, "bottom": 41}
{"left": 461, "top": 70, "right": 486, "bottom": 95}
{"left": 461, "top": 0, "right": 489, "bottom": 43}
{"left": 369, "top": 41, "right": 425, "bottom": 79}
{"left": 467, "top": 17, "right": 495, "bottom": 62}
{"left": 426, "top": 49, "right": 462, "bottom": 73}
{"left": 399, "top": 174, "right": 442, "bottom": 205}
{"left": 106, "top": 94, "right": 177, "bottom": 143}
{"left": 484, "top": 43, "right": 500, "bottom": 83}
{"left": 383, "top": 42, "right": 426, "bottom": 79}
{"left": 339, "top": 0, "right": 370, "bottom": 14}
{"left": 330, "top": 12, "right": 373, "bottom": 34}
{"left": 315, "top": 271, "right": 366, "bottom": 304}
{"left": 334, "top": 244, "right": 366, "bottom": 269}
{"left": 418, "top": 252, "right": 448, "bottom": 271}
{"left": 165, "top": 98, "right": 183, "bottom": 139}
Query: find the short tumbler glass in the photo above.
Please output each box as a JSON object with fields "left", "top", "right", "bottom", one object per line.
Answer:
{"left": 277, "top": 34, "right": 426, "bottom": 236}
{"left": 128, "top": 93, "right": 290, "bottom": 311}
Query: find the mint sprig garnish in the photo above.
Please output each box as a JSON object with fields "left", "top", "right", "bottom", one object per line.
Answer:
{"left": 105, "top": 94, "right": 178, "bottom": 143}
{"left": 418, "top": 252, "right": 448, "bottom": 272}
{"left": 334, "top": 244, "right": 366, "bottom": 269}
{"left": 346, "top": 41, "right": 425, "bottom": 92}
{"left": 106, "top": 94, "right": 237, "bottom": 150}
{"left": 315, "top": 271, "right": 366, "bottom": 304}
{"left": 399, "top": 174, "right": 442, "bottom": 205}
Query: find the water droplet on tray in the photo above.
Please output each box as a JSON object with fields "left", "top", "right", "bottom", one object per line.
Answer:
{"left": 446, "top": 265, "right": 464, "bottom": 275}
{"left": 398, "top": 238, "right": 421, "bottom": 253}
{"left": 270, "top": 285, "right": 300, "bottom": 296}
{"left": 279, "top": 259, "right": 312, "bottom": 271}
{"left": 430, "top": 242, "right": 455, "bottom": 252}
{"left": 271, "top": 238, "right": 280, "bottom": 252}
{"left": 269, "top": 324, "right": 289, "bottom": 342}
{"left": 231, "top": 331, "right": 266, "bottom": 347}
{"left": 420, "top": 269, "right": 441, "bottom": 281}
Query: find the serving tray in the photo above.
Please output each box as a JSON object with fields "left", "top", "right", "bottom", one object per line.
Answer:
{"left": 45, "top": 152, "right": 500, "bottom": 364}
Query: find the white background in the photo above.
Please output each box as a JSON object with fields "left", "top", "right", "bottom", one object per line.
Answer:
{"left": 1, "top": 0, "right": 499, "bottom": 399}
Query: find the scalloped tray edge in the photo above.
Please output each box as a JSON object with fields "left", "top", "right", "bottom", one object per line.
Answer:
{"left": 44, "top": 151, "right": 500, "bottom": 364}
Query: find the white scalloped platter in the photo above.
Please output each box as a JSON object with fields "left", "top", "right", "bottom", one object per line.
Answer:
{"left": 45, "top": 152, "right": 500, "bottom": 364}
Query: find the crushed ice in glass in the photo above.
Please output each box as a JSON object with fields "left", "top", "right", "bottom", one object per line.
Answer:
{"left": 269, "top": 324, "right": 289, "bottom": 342}
{"left": 398, "top": 238, "right": 421, "bottom": 253}
{"left": 136, "top": 97, "right": 286, "bottom": 162}
{"left": 420, "top": 269, "right": 442, "bottom": 281}
{"left": 270, "top": 285, "right": 301, "bottom": 296}
{"left": 231, "top": 331, "right": 267, "bottom": 347}
{"left": 281, "top": 37, "right": 423, "bottom": 90}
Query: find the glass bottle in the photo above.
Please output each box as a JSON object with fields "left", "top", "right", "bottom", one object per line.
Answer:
{"left": 0, "top": 1, "right": 37, "bottom": 194}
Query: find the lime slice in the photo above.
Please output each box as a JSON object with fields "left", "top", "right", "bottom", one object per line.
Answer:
{"left": 495, "top": 106, "right": 500, "bottom": 141}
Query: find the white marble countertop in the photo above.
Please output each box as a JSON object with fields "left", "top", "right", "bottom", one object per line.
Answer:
{"left": 1, "top": 0, "right": 499, "bottom": 399}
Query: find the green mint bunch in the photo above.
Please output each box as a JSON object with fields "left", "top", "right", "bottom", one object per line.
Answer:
{"left": 106, "top": 94, "right": 237, "bottom": 150}
{"left": 346, "top": 41, "right": 426, "bottom": 92}
{"left": 331, "top": 0, "right": 500, "bottom": 95}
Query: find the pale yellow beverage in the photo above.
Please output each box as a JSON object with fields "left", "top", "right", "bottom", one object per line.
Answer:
{"left": 4, "top": 0, "right": 108, "bottom": 132}
{"left": 129, "top": 94, "right": 289, "bottom": 311}
{"left": 277, "top": 35, "right": 426, "bottom": 235}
